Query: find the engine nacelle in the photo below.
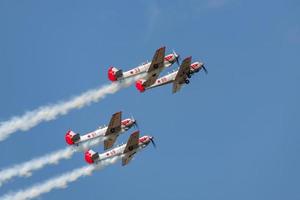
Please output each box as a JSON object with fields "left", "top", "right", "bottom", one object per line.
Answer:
{"left": 121, "top": 118, "right": 135, "bottom": 128}
{"left": 65, "top": 130, "right": 80, "bottom": 145}
{"left": 108, "top": 66, "right": 123, "bottom": 81}
{"left": 84, "top": 150, "right": 99, "bottom": 164}
{"left": 164, "top": 54, "right": 176, "bottom": 64}
{"left": 190, "top": 62, "right": 203, "bottom": 73}
{"left": 135, "top": 79, "right": 146, "bottom": 92}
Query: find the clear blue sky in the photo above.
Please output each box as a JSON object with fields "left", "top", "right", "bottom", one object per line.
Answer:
{"left": 0, "top": 0, "right": 299, "bottom": 199}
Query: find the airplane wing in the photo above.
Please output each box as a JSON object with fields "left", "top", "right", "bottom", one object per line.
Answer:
{"left": 103, "top": 135, "right": 117, "bottom": 150}
{"left": 122, "top": 131, "right": 139, "bottom": 166}
{"left": 172, "top": 82, "right": 182, "bottom": 94}
{"left": 122, "top": 154, "right": 135, "bottom": 166}
{"left": 143, "top": 47, "right": 166, "bottom": 88}
{"left": 105, "top": 111, "right": 122, "bottom": 136}
{"left": 172, "top": 57, "right": 192, "bottom": 94}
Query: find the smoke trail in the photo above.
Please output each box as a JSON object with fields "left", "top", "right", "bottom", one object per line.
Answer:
{"left": 0, "top": 137, "right": 106, "bottom": 187}
{"left": 0, "top": 148, "right": 74, "bottom": 187}
{"left": 0, "top": 156, "right": 120, "bottom": 200}
{"left": 0, "top": 76, "right": 138, "bottom": 142}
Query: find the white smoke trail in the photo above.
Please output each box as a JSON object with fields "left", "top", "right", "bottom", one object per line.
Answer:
{"left": 0, "top": 137, "right": 106, "bottom": 187}
{"left": 0, "top": 76, "right": 139, "bottom": 142}
{"left": 0, "top": 156, "right": 120, "bottom": 200}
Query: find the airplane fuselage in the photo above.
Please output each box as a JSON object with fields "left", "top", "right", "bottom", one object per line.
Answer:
{"left": 139, "top": 61, "right": 203, "bottom": 92}
{"left": 85, "top": 136, "right": 150, "bottom": 164}
{"left": 97, "top": 143, "right": 146, "bottom": 162}
{"left": 78, "top": 124, "right": 129, "bottom": 144}
{"left": 121, "top": 54, "right": 176, "bottom": 79}
{"left": 108, "top": 53, "right": 177, "bottom": 82}
{"left": 65, "top": 118, "right": 135, "bottom": 146}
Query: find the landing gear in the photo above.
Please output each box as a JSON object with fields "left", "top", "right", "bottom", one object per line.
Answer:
{"left": 185, "top": 79, "right": 190, "bottom": 84}
{"left": 195, "top": 69, "right": 200, "bottom": 73}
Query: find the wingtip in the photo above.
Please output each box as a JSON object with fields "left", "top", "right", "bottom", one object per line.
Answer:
{"left": 159, "top": 46, "right": 166, "bottom": 50}
{"left": 132, "top": 130, "right": 140, "bottom": 135}
{"left": 183, "top": 56, "right": 192, "bottom": 62}
{"left": 113, "top": 111, "right": 122, "bottom": 115}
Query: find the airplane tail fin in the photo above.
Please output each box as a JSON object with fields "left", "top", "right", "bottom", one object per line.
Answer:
{"left": 108, "top": 66, "right": 123, "bottom": 81}
{"left": 65, "top": 130, "right": 80, "bottom": 145}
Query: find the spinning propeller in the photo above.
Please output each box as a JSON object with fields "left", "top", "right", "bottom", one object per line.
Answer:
{"left": 149, "top": 136, "right": 156, "bottom": 148}
{"left": 172, "top": 50, "right": 180, "bottom": 66}
{"left": 202, "top": 63, "right": 208, "bottom": 74}
{"left": 131, "top": 115, "right": 139, "bottom": 129}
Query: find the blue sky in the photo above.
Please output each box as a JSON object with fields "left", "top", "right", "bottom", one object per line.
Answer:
{"left": 0, "top": 0, "right": 299, "bottom": 199}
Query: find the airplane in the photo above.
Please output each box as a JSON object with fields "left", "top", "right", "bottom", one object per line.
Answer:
{"left": 85, "top": 131, "right": 155, "bottom": 166}
{"left": 65, "top": 111, "right": 137, "bottom": 150}
{"left": 108, "top": 46, "right": 180, "bottom": 82}
{"left": 136, "top": 56, "right": 207, "bottom": 94}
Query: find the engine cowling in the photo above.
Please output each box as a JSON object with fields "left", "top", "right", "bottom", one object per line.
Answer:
{"left": 190, "top": 62, "right": 203, "bottom": 73}
{"left": 108, "top": 66, "right": 123, "bottom": 81}
{"left": 164, "top": 54, "right": 175, "bottom": 63}
{"left": 65, "top": 130, "right": 80, "bottom": 145}
{"left": 135, "top": 79, "right": 146, "bottom": 92}
{"left": 84, "top": 150, "right": 99, "bottom": 164}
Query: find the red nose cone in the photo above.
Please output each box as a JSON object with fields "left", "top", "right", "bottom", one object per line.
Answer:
{"left": 84, "top": 151, "right": 94, "bottom": 164}
{"left": 108, "top": 67, "right": 117, "bottom": 82}
{"left": 65, "top": 130, "right": 74, "bottom": 145}
{"left": 135, "top": 80, "right": 145, "bottom": 92}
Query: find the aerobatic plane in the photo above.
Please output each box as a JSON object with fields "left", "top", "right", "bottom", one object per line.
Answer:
{"left": 136, "top": 56, "right": 207, "bottom": 94}
{"left": 85, "top": 131, "right": 155, "bottom": 166}
{"left": 65, "top": 111, "right": 137, "bottom": 150}
{"left": 108, "top": 46, "right": 180, "bottom": 82}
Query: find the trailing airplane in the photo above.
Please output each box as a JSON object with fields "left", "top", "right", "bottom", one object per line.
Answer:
{"left": 85, "top": 131, "right": 155, "bottom": 166}
{"left": 65, "top": 111, "right": 137, "bottom": 150}
{"left": 136, "top": 56, "right": 207, "bottom": 93}
{"left": 108, "top": 46, "right": 180, "bottom": 83}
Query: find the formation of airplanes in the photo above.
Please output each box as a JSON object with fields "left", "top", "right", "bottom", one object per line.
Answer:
{"left": 65, "top": 111, "right": 155, "bottom": 166}
{"left": 108, "top": 46, "right": 207, "bottom": 93}
{"left": 66, "top": 46, "right": 206, "bottom": 166}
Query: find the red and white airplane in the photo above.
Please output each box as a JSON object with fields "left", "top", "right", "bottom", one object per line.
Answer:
{"left": 136, "top": 56, "right": 207, "bottom": 93}
{"left": 65, "top": 111, "right": 137, "bottom": 150}
{"left": 108, "top": 46, "right": 180, "bottom": 84}
{"left": 85, "top": 131, "right": 155, "bottom": 166}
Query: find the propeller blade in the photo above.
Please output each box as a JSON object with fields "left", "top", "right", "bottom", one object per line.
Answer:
{"left": 150, "top": 138, "right": 156, "bottom": 148}
{"left": 130, "top": 115, "right": 139, "bottom": 129}
{"left": 176, "top": 56, "right": 180, "bottom": 66}
{"left": 172, "top": 50, "right": 180, "bottom": 66}
{"left": 202, "top": 65, "right": 208, "bottom": 74}
{"left": 134, "top": 120, "right": 139, "bottom": 129}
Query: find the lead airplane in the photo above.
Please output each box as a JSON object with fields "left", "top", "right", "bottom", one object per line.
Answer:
{"left": 108, "top": 46, "right": 180, "bottom": 84}
{"left": 65, "top": 111, "right": 137, "bottom": 150}
{"left": 136, "top": 56, "right": 207, "bottom": 93}
{"left": 85, "top": 131, "right": 155, "bottom": 166}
